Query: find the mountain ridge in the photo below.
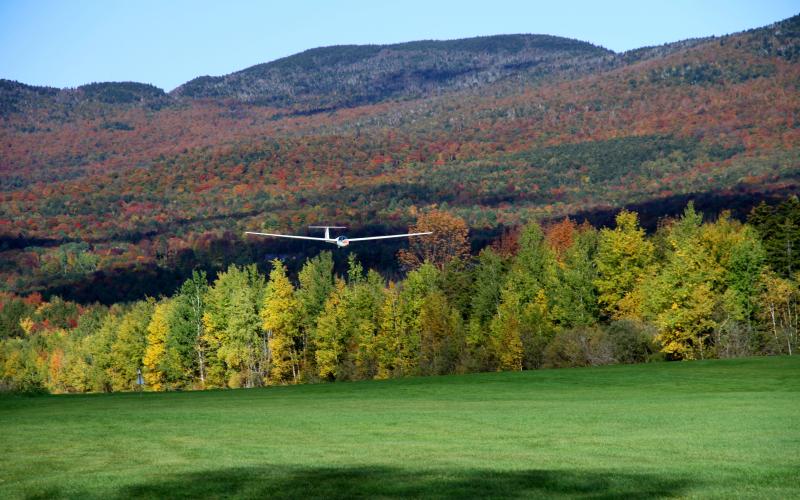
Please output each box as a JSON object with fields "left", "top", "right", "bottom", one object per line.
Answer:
{"left": 2, "top": 14, "right": 797, "bottom": 115}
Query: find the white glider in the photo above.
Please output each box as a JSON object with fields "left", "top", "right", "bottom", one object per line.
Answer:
{"left": 245, "top": 225, "right": 432, "bottom": 247}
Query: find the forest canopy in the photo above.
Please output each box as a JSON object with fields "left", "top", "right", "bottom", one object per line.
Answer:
{"left": 1, "top": 201, "right": 797, "bottom": 394}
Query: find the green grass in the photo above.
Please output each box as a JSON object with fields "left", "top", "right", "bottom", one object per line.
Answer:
{"left": 1, "top": 357, "right": 798, "bottom": 499}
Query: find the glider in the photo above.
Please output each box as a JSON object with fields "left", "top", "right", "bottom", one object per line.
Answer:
{"left": 245, "top": 226, "right": 432, "bottom": 247}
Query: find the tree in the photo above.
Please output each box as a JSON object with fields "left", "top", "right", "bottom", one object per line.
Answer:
{"left": 348, "top": 268, "right": 385, "bottom": 380}
{"left": 86, "top": 306, "right": 122, "bottom": 392}
{"left": 143, "top": 300, "right": 171, "bottom": 391}
{"left": 296, "top": 252, "right": 334, "bottom": 379}
{"left": 490, "top": 222, "right": 559, "bottom": 370}
{"left": 202, "top": 264, "right": 265, "bottom": 388}
{"left": 314, "top": 279, "right": 348, "bottom": 380}
{"left": 222, "top": 284, "right": 263, "bottom": 388}
{"left": 594, "top": 210, "right": 654, "bottom": 319}
{"left": 261, "top": 259, "right": 300, "bottom": 384}
{"left": 748, "top": 196, "right": 800, "bottom": 278}
{"left": 551, "top": 226, "right": 600, "bottom": 328}
{"left": 375, "top": 282, "right": 402, "bottom": 379}
{"left": 109, "top": 300, "right": 154, "bottom": 391}
{"left": 167, "top": 270, "right": 208, "bottom": 388}
{"left": 419, "top": 291, "right": 464, "bottom": 375}
{"left": 640, "top": 205, "right": 720, "bottom": 359}
{"left": 488, "top": 288, "right": 525, "bottom": 371}
{"left": 396, "top": 262, "right": 440, "bottom": 374}
{"left": 467, "top": 248, "right": 508, "bottom": 370}
{"left": 398, "top": 210, "right": 470, "bottom": 270}
{"left": 470, "top": 248, "right": 507, "bottom": 326}
{"left": 758, "top": 271, "right": 798, "bottom": 355}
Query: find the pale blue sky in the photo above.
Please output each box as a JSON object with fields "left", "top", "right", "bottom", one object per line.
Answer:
{"left": 1, "top": 0, "right": 797, "bottom": 91}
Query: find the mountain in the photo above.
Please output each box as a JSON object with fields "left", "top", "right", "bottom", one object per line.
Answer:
{"left": 172, "top": 34, "right": 613, "bottom": 111}
{"left": 0, "top": 80, "right": 169, "bottom": 117}
{"left": 0, "top": 14, "right": 798, "bottom": 302}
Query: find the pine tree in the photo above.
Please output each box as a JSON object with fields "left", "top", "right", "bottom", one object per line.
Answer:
{"left": 748, "top": 196, "right": 800, "bottom": 278}
{"left": 419, "top": 290, "right": 463, "bottom": 375}
{"left": 395, "top": 262, "right": 440, "bottom": 375}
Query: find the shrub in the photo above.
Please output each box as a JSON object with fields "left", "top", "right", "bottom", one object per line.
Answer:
{"left": 605, "top": 319, "right": 658, "bottom": 364}
{"left": 543, "top": 326, "right": 613, "bottom": 368}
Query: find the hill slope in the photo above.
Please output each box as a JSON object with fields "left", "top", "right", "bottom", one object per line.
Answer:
{"left": 0, "top": 15, "right": 798, "bottom": 300}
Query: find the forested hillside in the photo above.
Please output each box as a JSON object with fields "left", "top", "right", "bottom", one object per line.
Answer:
{"left": 0, "top": 14, "right": 798, "bottom": 304}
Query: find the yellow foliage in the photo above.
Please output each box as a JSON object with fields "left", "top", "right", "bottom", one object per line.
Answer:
{"left": 20, "top": 317, "right": 35, "bottom": 336}
{"left": 143, "top": 301, "right": 171, "bottom": 391}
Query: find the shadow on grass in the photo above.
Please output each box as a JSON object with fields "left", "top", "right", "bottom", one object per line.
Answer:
{"left": 91, "top": 465, "right": 691, "bottom": 499}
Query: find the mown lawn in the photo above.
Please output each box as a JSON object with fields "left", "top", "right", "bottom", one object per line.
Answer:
{"left": 1, "top": 357, "right": 797, "bottom": 499}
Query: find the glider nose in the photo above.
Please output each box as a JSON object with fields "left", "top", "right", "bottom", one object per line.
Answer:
{"left": 336, "top": 236, "right": 350, "bottom": 247}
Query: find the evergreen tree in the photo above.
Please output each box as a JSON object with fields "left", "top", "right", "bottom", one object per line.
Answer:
{"left": 748, "top": 196, "right": 800, "bottom": 278}
{"left": 489, "top": 222, "right": 558, "bottom": 370}
{"left": 225, "top": 285, "right": 263, "bottom": 388}
{"left": 467, "top": 248, "right": 508, "bottom": 370}
{"left": 395, "top": 262, "right": 440, "bottom": 375}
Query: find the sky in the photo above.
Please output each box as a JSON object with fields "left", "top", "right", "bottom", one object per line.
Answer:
{"left": 1, "top": 0, "right": 797, "bottom": 91}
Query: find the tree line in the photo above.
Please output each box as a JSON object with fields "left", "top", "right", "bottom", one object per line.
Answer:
{"left": 1, "top": 200, "right": 798, "bottom": 393}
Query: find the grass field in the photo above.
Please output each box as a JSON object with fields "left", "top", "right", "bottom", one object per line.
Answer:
{"left": 1, "top": 357, "right": 798, "bottom": 499}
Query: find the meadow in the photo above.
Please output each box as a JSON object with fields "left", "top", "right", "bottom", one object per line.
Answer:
{"left": 1, "top": 356, "right": 797, "bottom": 499}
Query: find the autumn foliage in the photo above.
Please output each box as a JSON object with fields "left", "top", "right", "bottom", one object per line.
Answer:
{"left": 397, "top": 210, "right": 471, "bottom": 270}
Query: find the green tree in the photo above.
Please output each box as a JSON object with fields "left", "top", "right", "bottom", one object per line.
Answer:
{"left": 748, "top": 196, "right": 800, "bottom": 278}
{"left": 595, "top": 210, "right": 654, "bottom": 319}
{"left": 203, "top": 264, "right": 265, "bottom": 388}
{"left": 466, "top": 248, "right": 508, "bottom": 370}
{"left": 296, "top": 252, "right": 334, "bottom": 379}
{"left": 552, "top": 226, "right": 600, "bottom": 328}
{"left": 489, "top": 222, "right": 558, "bottom": 370}
{"left": 315, "top": 279, "right": 348, "bottom": 380}
{"left": 420, "top": 290, "right": 464, "bottom": 375}
{"left": 167, "top": 270, "right": 208, "bottom": 388}
{"left": 109, "top": 300, "right": 154, "bottom": 391}
{"left": 641, "top": 205, "right": 720, "bottom": 359}
{"left": 396, "top": 262, "right": 440, "bottom": 375}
